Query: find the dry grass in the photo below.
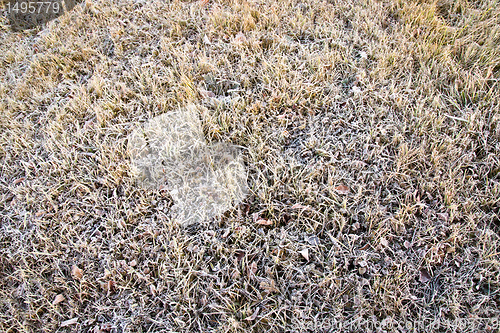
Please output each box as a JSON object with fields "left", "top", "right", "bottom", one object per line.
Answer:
{"left": 0, "top": 0, "right": 499, "bottom": 331}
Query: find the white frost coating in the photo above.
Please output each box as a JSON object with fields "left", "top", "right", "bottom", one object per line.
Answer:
{"left": 127, "top": 105, "right": 248, "bottom": 225}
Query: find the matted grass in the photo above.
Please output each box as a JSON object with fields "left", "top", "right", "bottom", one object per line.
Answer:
{"left": 0, "top": 0, "right": 499, "bottom": 332}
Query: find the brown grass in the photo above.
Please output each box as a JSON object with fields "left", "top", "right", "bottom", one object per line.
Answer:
{"left": 0, "top": 0, "right": 499, "bottom": 331}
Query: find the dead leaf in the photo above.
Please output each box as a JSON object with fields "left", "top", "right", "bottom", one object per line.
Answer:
{"left": 351, "top": 222, "right": 360, "bottom": 231}
{"left": 13, "top": 177, "right": 26, "bottom": 185}
{"left": 299, "top": 248, "right": 309, "bottom": 261}
{"left": 235, "top": 250, "right": 245, "bottom": 262}
{"left": 53, "top": 294, "right": 64, "bottom": 305}
{"left": 291, "top": 203, "right": 311, "bottom": 210}
{"left": 35, "top": 211, "right": 46, "bottom": 217}
{"left": 248, "top": 261, "right": 257, "bottom": 276}
{"left": 234, "top": 225, "right": 246, "bottom": 235}
{"left": 4, "top": 192, "right": 15, "bottom": 203}
{"left": 60, "top": 317, "right": 78, "bottom": 327}
{"left": 334, "top": 184, "right": 350, "bottom": 194}
{"left": 358, "top": 267, "right": 367, "bottom": 275}
{"left": 255, "top": 218, "right": 272, "bottom": 226}
{"left": 199, "top": 88, "right": 215, "bottom": 98}
{"left": 252, "top": 212, "right": 260, "bottom": 223}
{"left": 107, "top": 280, "right": 115, "bottom": 295}
{"left": 404, "top": 240, "right": 411, "bottom": 249}
{"left": 359, "top": 243, "right": 370, "bottom": 251}
{"left": 71, "top": 265, "right": 83, "bottom": 280}
{"left": 350, "top": 160, "right": 367, "bottom": 169}
{"left": 380, "top": 237, "right": 389, "bottom": 247}
{"left": 129, "top": 260, "right": 137, "bottom": 267}
{"left": 259, "top": 278, "right": 279, "bottom": 293}
{"left": 245, "top": 307, "right": 260, "bottom": 321}
{"left": 253, "top": 212, "right": 272, "bottom": 225}
{"left": 198, "top": 0, "right": 209, "bottom": 6}
{"left": 419, "top": 269, "right": 431, "bottom": 283}
{"left": 150, "top": 284, "right": 156, "bottom": 296}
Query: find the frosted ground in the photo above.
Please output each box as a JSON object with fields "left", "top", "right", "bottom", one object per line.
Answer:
{"left": 0, "top": 0, "right": 499, "bottom": 332}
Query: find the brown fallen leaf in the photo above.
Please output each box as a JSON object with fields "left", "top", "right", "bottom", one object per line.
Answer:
{"left": 291, "top": 203, "right": 311, "bottom": 210}
{"left": 235, "top": 250, "right": 245, "bottom": 262}
{"left": 359, "top": 243, "right": 370, "bottom": 251}
{"left": 248, "top": 261, "right": 257, "bottom": 276}
{"left": 234, "top": 225, "right": 246, "bottom": 235}
{"left": 60, "top": 317, "right": 78, "bottom": 327}
{"left": 259, "top": 278, "right": 279, "bottom": 293}
{"left": 419, "top": 269, "right": 431, "bottom": 283}
{"left": 436, "top": 212, "right": 449, "bottom": 222}
{"left": 350, "top": 160, "right": 367, "bottom": 169}
{"left": 71, "top": 265, "right": 83, "bottom": 280}
{"left": 255, "top": 218, "right": 272, "bottom": 226}
{"left": 53, "top": 294, "right": 64, "bottom": 305}
{"left": 106, "top": 280, "right": 115, "bottom": 295}
{"left": 252, "top": 212, "right": 260, "bottom": 223}
{"left": 334, "top": 184, "right": 350, "bottom": 194}
{"left": 351, "top": 222, "right": 360, "bottom": 231}
{"left": 35, "top": 211, "right": 46, "bottom": 217}
{"left": 253, "top": 212, "right": 272, "bottom": 225}
{"left": 245, "top": 307, "right": 260, "bottom": 321}
{"left": 150, "top": 284, "right": 156, "bottom": 296}
{"left": 199, "top": 88, "right": 215, "bottom": 98}
{"left": 13, "top": 177, "right": 26, "bottom": 185}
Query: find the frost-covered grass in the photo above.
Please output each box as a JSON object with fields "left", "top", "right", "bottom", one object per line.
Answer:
{"left": 0, "top": 0, "right": 499, "bottom": 331}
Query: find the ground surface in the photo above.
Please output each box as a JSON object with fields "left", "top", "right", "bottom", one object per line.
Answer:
{"left": 0, "top": 0, "right": 499, "bottom": 332}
